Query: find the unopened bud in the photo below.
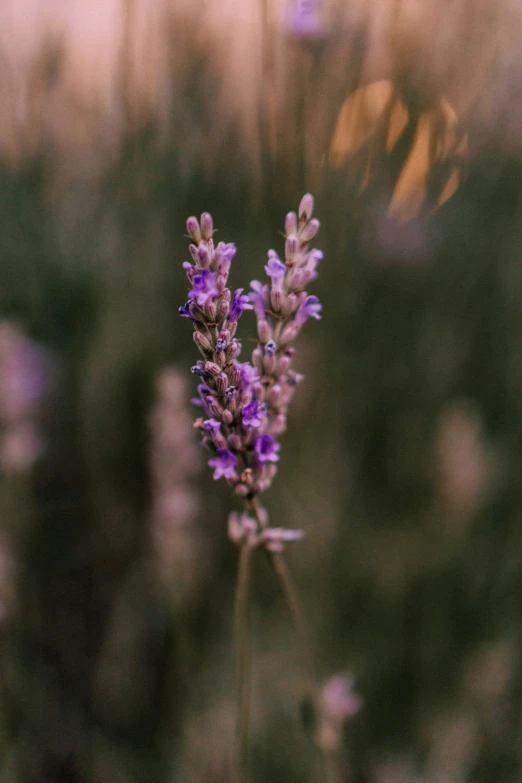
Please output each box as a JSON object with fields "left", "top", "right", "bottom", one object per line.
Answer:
{"left": 279, "top": 322, "right": 300, "bottom": 347}
{"left": 269, "top": 383, "right": 283, "bottom": 407}
{"left": 193, "top": 331, "right": 212, "bottom": 352}
{"left": 252, "top": 346, "right": 264, "bottom": 372}
{"left": 205, "top": 302, "right": 217, "bottom": 323}
{"left": 206, "top": 396, "right": 223, "bottom": 418}
{"left": 222, "top": 409, "right": 234, "bottom": 425}
{"left": 228, "top": 433, "right": 242, "bottom": 450}
{"left": 225, "top": 340, "right": 241, "bottom": 362}
{"left": 197, "top": 244, "right": 210, "bottom": 267}
{"left": 216, "top": 298, "right": 230, "bottom": 322}
{"left": 215, "top": 372, "right": 228, "bottom": 396}
{"left": 299, "top": 218, "right": 320, "bottom": 244}
{"left": 235, "top": 483, "right": 250, "bottom": 497}
{"left": 281, "top": 293, "right": 298, "bottom": 318}
{"left": 228, "top": 364, "right": 241, "bottom": 386}
{"left": 298, "top": 193, "right": 314, "bottom": 223}
{"left": 278, "top": 353, "right": 292, "bottom": 373}
{"left": 285, "top": 235, "right": 299, "bottom": 264}
{"left": 186, "top": 216, "right": 201, "bottom": 243}
{"left": 263, "top": 354, "right": 277, "bottom": 375}
{"left": 200, "top": 212, "right": 213, "bottom": 240}
{"left": 285, "top": 211, "right": 297, "bottom": 236}
{"left": 205, "top": 361, "right": 221, "bottom": 376}
{"left": 270, "top": 289, "right": 282, "bottom": 312}
{"left": 257, "top": 319, "right": 272, "bottom": 344}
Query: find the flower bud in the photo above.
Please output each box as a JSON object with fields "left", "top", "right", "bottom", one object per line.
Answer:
{"left": 268, "top": 383, "right": 284, "bottom": 407}
{"left": 298, "top": 193, "right": 314, "bottom": 223}
{"left": 216, "top": 297, "right": 230, "bottom": 322}
{"left": 188, "top": 244, "right": 199, "bottom": 263}
{"left": 270, "top": 289, "right": 282, "bottom": 312}
{"left": 200, "top": 212, "right": 213, "bottom": 240}
{"left": 299, "top": 218, "right": 320, "bottom": 244}
{"left": 197, "top": 244, "right": 210, "bottom": 267}
{"left": 285, "top": 234, "right": 299, "bottom": 264}
{"left": 257, "top": 319, "right": 272, "bottom": 344}
{"left": 206, "top": 396, "right": 223, "bottom": 418}
{"left": 285, "top": 211, "right": 297, "bottom": 236}
{"left": 228, "top": 364, "right": 241, "bottom": 386}
{"left": 187, "top": 217, "right": 201, "bottom": 243}
{"left": 222, "top": 409, "right": 234, "bottom": 425}
{"left": 281, "top": 293, "right": 298, "bottom": 318}
{"left": 205, "top": 301, "right": 217, "bottom": 323}
{"left": 263, "top": 353, "right": 277, "bottom": 375}
{"left": 225, "top": 340, "right": 241, "bottom": 362}
{"left": 228, "top": 433, "right": 242, "bottom": 450}
{"left": 278, "top": 353, "right": 292, "bottom": 373}
{"left": 193, "top": 330, "right": 212, "bottom": 352}
{"left": 204, "top": 361, "right": 221, "bottom": 376}
{"left": 215, "top": 372, "right": 228, "bottom": 396}
{"left": 252, "top": 346, "right": 264, "bottom": 372}
{"left": 235, "top": 483, "right": 250, "bottom": 497}
{"left": 279, "top": 321, "right": 300, "bottom": 347}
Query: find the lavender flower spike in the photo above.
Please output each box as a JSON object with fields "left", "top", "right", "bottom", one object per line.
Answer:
{"left": 179, "top": 195, "right": 323, "bottom": 500}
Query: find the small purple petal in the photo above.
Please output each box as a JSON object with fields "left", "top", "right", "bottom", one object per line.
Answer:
{"left": 208, "top": 448, "right": 238, "bottom": 480}
{"left": 265, "top": 256, "right": 286, "bottom": 280}
{"left": 189, "top": 269, "right": 219, "bottom": 306}
{"left": 229, "top": 288, "right": 254, "bottom": 323}
{"left": 179, "top": 301, "right": 198, "bottom": 322}
{"left": 242, "top": 400, "right": 267, "bottom": 429}
{"left": 295, "top": 294, "right": 322, "bottom": 326}
{"left": 254, "top": 434, "right": 281, "bottom": 464}
{"left": 203, "top": 418, "right": 221, "bottom": 433}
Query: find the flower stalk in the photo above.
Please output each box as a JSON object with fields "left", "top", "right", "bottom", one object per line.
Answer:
{"left": 179, "top": 195, "right": 327, "bottom": 780}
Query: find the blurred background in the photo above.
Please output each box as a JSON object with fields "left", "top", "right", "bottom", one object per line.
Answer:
{"left": 1, "top": 0, "right": 522, "bottom": 781}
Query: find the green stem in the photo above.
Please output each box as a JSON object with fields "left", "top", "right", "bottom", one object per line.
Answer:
{"left": 233, "top": 542, "right": 254, "bottom": 783}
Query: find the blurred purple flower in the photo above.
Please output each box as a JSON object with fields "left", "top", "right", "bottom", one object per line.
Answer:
{"left": 242, "top": 400, "right": 267, "bottom": 429}
{"left": 254, "top": 434, "right": 280, "bottom": 464}
{"left": 295, "top": 295, "right": 322, "bottom": 326}
{"left": 208, "top": 448, "right": 238, "bottom": 480}
{"left": 285, "top": 0, "right": 327, "bottom": 41}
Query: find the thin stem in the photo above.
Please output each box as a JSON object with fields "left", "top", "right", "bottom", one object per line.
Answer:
{"left": 268, "top": 550, "right": 317, "bottom": 688}
{"left": 233, "top": 542, "right": 254, "bottom": 783}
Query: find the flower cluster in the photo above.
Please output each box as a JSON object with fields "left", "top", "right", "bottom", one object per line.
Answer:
{"left": 179, "top": 195, "right": 322, "bottom": 504}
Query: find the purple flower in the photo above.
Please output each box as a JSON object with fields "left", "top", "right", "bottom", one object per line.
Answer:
{"left": 229, "top": 288, "right": 254, "bottom": 322}
{"left": 254, "top": 434, "right": 280, "bottom": 464}
{"left": 208, "top": 448, "right": 238, "bottom": 480}
{"left": 242, "top": 400, "right": 267, "bottom": 429}
{"left": 221, "top": 242, "right": 237, "bottom": 263}
{"left": 239, "top": 362, "right": 260, "bottom": 390}
{"left": 249, "top": 280, "right": 268, "bottom": 319}
{"left": 265, "top": 255, "right": 286, "bottom": 281}
{"left": 295, "top": 295, "right": 322, "bottom": 326}
{"left": 203, "top": 418, "right": 221, "bottom": 433}
{"left": 189, "top": 269, "right": 219, "bottom": 306}
{"left": 179, "top": 301, "right": 198, "bottom": 322}
{"left": 285, "top": 0, "right": 327, "bottom": 41}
